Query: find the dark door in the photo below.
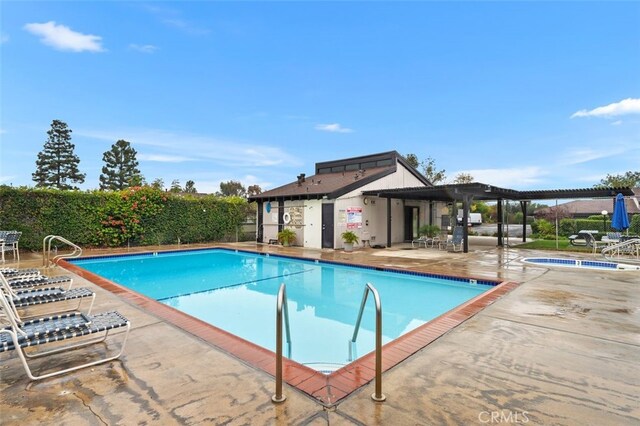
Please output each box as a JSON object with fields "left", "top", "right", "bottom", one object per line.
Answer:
{"left": 404, "top": 206, "right": 419, "bottom": 241}
{"left": 322, "top": 203, "right": 334, "bottom": 248}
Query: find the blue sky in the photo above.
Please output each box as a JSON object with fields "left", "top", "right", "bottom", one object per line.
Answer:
{"left": 1, "top": 1, "right": 639, "bottom": 194}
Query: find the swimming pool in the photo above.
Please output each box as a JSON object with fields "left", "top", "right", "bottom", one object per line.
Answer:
{"left": 71, "top": 249, "right": 496, "bottom": 372}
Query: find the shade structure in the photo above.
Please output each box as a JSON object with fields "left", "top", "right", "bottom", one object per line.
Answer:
{"left": 611, "top": 193, "right": 630, "bottom": 231}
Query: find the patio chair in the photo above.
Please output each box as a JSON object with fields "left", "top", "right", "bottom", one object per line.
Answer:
{"left": 0, "top": 289, "right": 130, "bottom": 381}
{"left": 583, "top": 232, "right": 608, "bottom": 254}
{"left": 1, "top": 231, "right": 21, "bottom": 263}
{"left": 442, "top": 226, "right": 464, "bottom": 252}
{"left": 411, "top": 236, "right": 431, "bottom": 248}
{"left": 7, "top": 274, "right": 73, "bottom": 291}
{"left": 1, "top": 273, "right": 95, "bottom": 322}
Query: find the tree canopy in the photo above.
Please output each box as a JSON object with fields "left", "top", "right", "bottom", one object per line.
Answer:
{"left": 99, "top": 139, "right": 142, "bottom": 190}
{"left": 595, "top": 171, "right": 640, "bottom": 188}
{"left": 218, "top": 180, "right": 246, "bottom": 197}
{"left": 403, "top": 153, "right": 446, "bottom": 184}
{"left": 32, "top": 119, "right": 86, "bottom": 189}
{"left": 184, "top": 180, "right": 197, "bottom": 193}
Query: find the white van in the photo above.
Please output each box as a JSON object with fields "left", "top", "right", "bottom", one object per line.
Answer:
{"left": 457, "top": 212, "right": 482, "bottom": 226}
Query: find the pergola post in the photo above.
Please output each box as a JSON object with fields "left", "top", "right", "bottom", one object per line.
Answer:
{"left": 520, "top": 200, "right": 529, "bottom": 243}
{"left": 496, "top": 199, "right": 503, "bottom": 247}
{"left": 257, "top": 201, "right": 263, "bottom": 243}
{"left": 462, "top": 195, "right": 471, "bottom": 253}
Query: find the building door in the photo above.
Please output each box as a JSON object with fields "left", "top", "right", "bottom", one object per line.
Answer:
{"left": 404, "top": 206, "right": 420, "bottom": 241}
{"left": 322, "top": 203, "right": 334, "bottom": 249}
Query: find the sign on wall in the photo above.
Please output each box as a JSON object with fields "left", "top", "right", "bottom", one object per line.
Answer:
{"left": 347, "top": 207, "right": 363, "bottom": 229}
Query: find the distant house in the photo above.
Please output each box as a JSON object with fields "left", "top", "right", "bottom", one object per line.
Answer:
{"left": 534, "top": 188, "right": 640, "bottom": 218}
{"left": 248, "top": 151, "right": 444, "bottom": 249}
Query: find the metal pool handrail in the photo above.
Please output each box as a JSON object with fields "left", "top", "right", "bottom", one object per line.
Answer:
{"left": 351, "top": 282, "right": 386, "bottom": 402}
{"left": 43, "top": 235, "right": 82, "bottom": 267}
{"left": 272, "top": 283, "right": 291, "bottom": 403}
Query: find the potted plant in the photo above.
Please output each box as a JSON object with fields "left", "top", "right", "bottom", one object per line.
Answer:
{"left": 341, "top": 230, "right": 359, "bottom": 252}
{"left": 277, "top": 228, "right": 296, "bottom": 247}
{"left": 419, "top": 224, "right": 441, "bottom": 238}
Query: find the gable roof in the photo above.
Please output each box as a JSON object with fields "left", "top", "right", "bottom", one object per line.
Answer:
{"left": 534, "top": 188, "right": 640, "bottom": 216}
{"left": 249, "top": 151, "right": 430, "bottom": 202}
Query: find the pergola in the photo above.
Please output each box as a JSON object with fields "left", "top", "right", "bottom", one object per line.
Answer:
{"left": 362, "top": 183, "right": 635, "bottom": 253}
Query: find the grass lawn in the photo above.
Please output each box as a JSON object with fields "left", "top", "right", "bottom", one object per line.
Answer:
{"left": 516, "top": 239, "right": 593, "bottom": 252}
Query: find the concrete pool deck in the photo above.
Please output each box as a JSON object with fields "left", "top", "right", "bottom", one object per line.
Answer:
{"left": 1, "top": 242, "right": 639, "bottom": 425}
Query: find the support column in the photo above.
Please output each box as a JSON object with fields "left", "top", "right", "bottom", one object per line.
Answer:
{"left": 520, "top": 200, "right": 529, "bottom": 243}
{"left": 462, "top": 195, "right": 470, "bottom": 253}
{"left": 386, "top": 197, "right": 392, "bottom": 247}
{"left": 496, "top": 199, "right": 503, "bottom": 247}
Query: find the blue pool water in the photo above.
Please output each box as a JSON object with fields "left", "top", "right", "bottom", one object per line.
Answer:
{"left": 72, "top": 249, "right": 494, "bottom": 371}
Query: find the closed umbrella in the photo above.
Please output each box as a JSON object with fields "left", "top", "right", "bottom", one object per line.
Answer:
{"left": 611, "top": 193, "right": 630, "bottom": 232}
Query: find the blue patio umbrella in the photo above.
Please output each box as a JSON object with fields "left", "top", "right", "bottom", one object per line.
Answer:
{"left": 611, "top": 193, "right": 630, "bottom": 232}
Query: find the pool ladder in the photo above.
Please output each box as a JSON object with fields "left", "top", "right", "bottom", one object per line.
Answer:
{"left": 43, "top": 235, "right": 82, "bottom": 267}
{"left": 272, "top": 282, "right": 385, "bottom": 403}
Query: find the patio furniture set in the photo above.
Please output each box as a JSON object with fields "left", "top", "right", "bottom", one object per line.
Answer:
{"left": 412, "top": 226, "right": 465, "bottom": 252}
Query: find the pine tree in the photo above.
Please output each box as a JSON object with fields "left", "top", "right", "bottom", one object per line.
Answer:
{"left": 99, "top": 139, "right": 142, "bottom": 190}
{"left": 184, "top": 180, "right": 197, "bottom": 193}
{"left": 32, "top": 120, "right": 86, "bottom": 189}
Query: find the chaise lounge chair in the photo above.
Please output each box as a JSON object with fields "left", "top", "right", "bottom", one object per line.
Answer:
{"left": 0, "top": 268, "right": 41, "bottom": 278}
{"left": 0, "top": 289, "right": 130, "bottom": 381}
{"left": 1, "top": 273, "right": 95, "bottom": 322}
{"left": 6, "top": 274, "right": 73, "bottom": 290}
{"left": 411, "top": 236, "right": 431, "bottom": 248}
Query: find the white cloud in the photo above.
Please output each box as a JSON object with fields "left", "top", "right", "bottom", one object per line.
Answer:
{"left": 138, "top": 154, "right": 194, "bottom": 163}
{"left": 559, "top": 146, "right": 629, "bottom": 166}
{"left": 76, "top": 128, "right": 303, "bottom": 168}
{"left": 129, "top": 44, "right": 158, "bottom": 54}
{"left": 0, "top": 175, "right": 15, "bottom": 183}
{"left": 0, "top": 128, "right": 6, "bottom": 134}
{"left": 611, "top": 120, "right": 623, "bottom": 126}
{"left": 451, "top": 167, "right": 547, "bottom": 188}
{"left": 1, "top": 33, "right": 9, "bottom": 44}
{"left": 24, "top": 21, "right": 104, "bottom": 52}
{"left": 315, "top": 123, "right": 353, "bottom": 133}
{"left": 571, "top": 98, "right": 640, "bottom": 119}
{"left": 143, "top": 5, "right": 210, "bottom": 36}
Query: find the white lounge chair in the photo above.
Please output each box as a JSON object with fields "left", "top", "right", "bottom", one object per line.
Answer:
{"left": 1, "top": 273, "right": 95, "bottom": 322}
{"left": 0, "top": 289, "right": 130, "bottom": 381}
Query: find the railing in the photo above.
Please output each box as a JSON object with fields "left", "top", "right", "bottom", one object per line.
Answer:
{"left": 601, "top": 238, "right": 640, "bottom": 264}
{"left": 272, "top": 283, "right": 291, "bottom": 403}
{"left": 43, "top": 235, "right": 82, "bottom": 267}
{"left": 352, "top": 282, "right": 386, "bottom": 402}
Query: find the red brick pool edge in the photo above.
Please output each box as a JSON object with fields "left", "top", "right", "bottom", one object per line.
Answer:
{"left": 59, "top": 257, "right": 519, "bottom": 406}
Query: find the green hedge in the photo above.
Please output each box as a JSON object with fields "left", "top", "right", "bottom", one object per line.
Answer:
{"left": 0, "top": 186, "right": 249, "bottom": 250}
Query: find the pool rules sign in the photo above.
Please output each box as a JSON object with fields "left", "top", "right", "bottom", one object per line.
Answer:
{"left": 347, "top": 207, "right": 363, "bottom": 229}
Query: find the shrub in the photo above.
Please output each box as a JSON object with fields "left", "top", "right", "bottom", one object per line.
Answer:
{"left": 418, "top": 224, "right": 440, "bottom": 237}
{"left": 630, "top": 214, "right": 640, "bottom": 235}
{"left": 0, "top": 186, "right": 248, "bottom": 250}
{"left": 533, "top": 219, "right": 555, "bottom": 238}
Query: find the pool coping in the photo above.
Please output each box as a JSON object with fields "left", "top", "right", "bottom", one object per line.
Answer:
{"left": 58, "top": 248, "right": 519, "bottom": 406}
